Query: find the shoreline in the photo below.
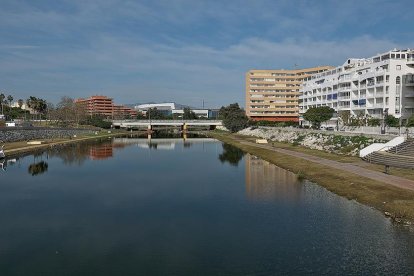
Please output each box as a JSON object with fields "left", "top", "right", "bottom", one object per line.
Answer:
{"left": 2, "top": 131, "right": 133, "bottom": 158}
{"left": 208, "top": 131, "right": 414, "bottom": 225}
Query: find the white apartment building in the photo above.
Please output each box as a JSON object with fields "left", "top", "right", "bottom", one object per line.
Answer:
{"left": 300, "top": 49, "right": 414, "bottom": 126}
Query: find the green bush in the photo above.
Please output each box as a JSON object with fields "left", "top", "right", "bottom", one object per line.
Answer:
{"left": 219, "top": 103, "right": 249, "bottom": 133}
{"left": 406, "top": 115, "right": 414, "bottom": 127}
{"left": 82, "top": 115, "right": 112, "bottom": 129}
{"left": 385, "top": 115, "right": 399, "bottom": 127}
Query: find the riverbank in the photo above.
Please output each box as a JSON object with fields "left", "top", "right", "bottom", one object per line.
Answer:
{"left": 209, "top": 131, "right": 414, "bottom": 224}
{"left": 2, "top": 130, "right": 133, "bottom": 157}
{"left": 238, "top": 127, "right": 392, "bottom": 156}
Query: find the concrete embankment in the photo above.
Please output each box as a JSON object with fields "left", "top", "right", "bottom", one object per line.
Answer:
{"left": 0, "top": 127, "right": 97, "bottom": 142}
{"left": 238, "top": 127, "right": 392, "bottom": 156}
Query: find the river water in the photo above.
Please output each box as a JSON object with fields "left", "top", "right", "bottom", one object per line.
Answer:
{"left": 0, "top": 136, "right": 413, "bottom": 275}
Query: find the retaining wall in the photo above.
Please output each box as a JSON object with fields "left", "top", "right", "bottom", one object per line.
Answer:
{"left": 0, "top": 128, "right": 96, "bottom": 142}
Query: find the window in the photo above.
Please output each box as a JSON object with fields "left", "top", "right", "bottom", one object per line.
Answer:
{"left": 396, "top": 65, "right": 401, "bottom": 70}
{"left": 396, "top": 76, "right": 401, "bottom": 84}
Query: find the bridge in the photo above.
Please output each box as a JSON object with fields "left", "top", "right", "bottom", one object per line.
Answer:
{"left": 111, "top": 120, "right": 222, "bottom": 130}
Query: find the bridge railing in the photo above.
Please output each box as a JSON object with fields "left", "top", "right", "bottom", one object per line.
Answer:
{"left": 112, "top": 120, "right": 221, "bottom": 123}
{"left": 112, "top": 120, "right": 222, "bottom": 127}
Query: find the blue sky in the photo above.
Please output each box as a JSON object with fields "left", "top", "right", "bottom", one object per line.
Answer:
{"left": 0, "top": 0, "right": 413, "bottom": 108}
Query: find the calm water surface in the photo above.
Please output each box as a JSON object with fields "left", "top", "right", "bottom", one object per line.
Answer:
{"left": 0, "top": 136, "right": 413, "bottom": 275}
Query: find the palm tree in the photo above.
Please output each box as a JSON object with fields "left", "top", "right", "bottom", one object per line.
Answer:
{"left": 17, "top": 99, "right": 24, "bottom": 109}
{"left": 0, "top": 93, "right": 5, "bottom": 115}
{"left": 27, "top": 96, "right": 47, "bottom": 120}
{"left": 7, "top": 95, "right": 13, "bottom": 107}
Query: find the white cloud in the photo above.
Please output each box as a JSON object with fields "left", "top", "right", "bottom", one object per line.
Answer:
{"left": 0, "top": 0, "right": 413, "bottom": 107}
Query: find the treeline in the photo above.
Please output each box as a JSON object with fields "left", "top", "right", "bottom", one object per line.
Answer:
{"left": 0, "top": 94, "right": 111, "bottom": 129}
{"left": 139, "top": 107, "right": 200, "bottom": 120}
{"left": 338, "top": 110, "right": 414, "bottom": 128}
{"left": 0, "top": 93, "right": 30, "bottom": 119}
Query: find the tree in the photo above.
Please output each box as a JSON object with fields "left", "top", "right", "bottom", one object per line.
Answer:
{"left": 367, "top": 117, "right": 381, "bottom": 127}
{"left": 26, "top": 96, "right": 47, "bottom": 120}
{"left": 0, "top": 93, "right": 4, "bottom": 115}
{"left": 7, "top": 95, "right": 13, "bottom": 106}
{"left": 136, "top": 112, "right": 145, "bottom": 119}
{"left": 17, "top": 99, "right": 24, "bottom": 109}
{"left": 303, "top": 106, "right": 334, "bottom": 129}
{"left": 147, "top": 108, "right": 166, "bottom": 120}
{"left": 338, "top": 110, "right": 351, "bottom": 126}
{"left": 182, "top": 107, "right": 198, "bottom": 120}
{"left": 84, "top": 114, "right": 112, "bottom": 129}
{"left": 406, "top": 115, "right": 414, "bottom": 127}
{"left": 385, "top": 115, "right": 399, "bottom": 127}
{"left": 56, "top": 96, "right": 75, "bottom": 124}
{"left": 219, "top": 103, "right": 249, "bottom": 132}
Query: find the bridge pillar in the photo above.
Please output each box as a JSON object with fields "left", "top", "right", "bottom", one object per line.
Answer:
{"left": 183, "top": 123, "right": 188, "bottom": 133}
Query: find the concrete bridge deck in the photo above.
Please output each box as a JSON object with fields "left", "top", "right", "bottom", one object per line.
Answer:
{"left": 111, "top": 120, "right": 222, "bottom": 129}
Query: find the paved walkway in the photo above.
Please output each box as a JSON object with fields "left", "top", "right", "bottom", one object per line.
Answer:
{"left": 238, "top": 139, "right": 414, "bottom": 191}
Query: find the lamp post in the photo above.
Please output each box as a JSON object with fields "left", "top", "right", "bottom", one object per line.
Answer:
{"left": 381, "top": 108, "right": 388, "bottom": 134}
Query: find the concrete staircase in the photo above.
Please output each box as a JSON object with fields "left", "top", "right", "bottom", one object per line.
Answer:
{"left": 363, "top": 138, "right": 414, "bottom": 169}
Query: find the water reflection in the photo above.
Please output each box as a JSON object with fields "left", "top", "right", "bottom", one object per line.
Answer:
{"left": 114, "top": 137, "right": 216, "bottom": 151}
{"left": 245, "top": 154, "right": 302, "bottom": 201}
{"left": 218, "top": 143, "right": 245, "bottom": 166}
{"left": 0, "top": 159, "right": 6, "bottom": 171}
{"left": 89, "top": 144, "right": 113, "bottom": 160}
{"left": 47, "top": 142, "right": 94, "bottom": 166}
{"left": 28, "top": 161, "right": 48, "bottom": 176}
{"left": 0, "top": 137, "right": 413, "bottom": 275}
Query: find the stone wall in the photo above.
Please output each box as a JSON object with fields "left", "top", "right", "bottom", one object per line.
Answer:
{"left": 0, "top": 128, "right": 96, "bottom": 143}
{"left": 238, "top": 127, "right": 391, "bottom": 156}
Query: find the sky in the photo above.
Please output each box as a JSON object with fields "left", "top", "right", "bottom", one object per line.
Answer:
{"left": 0, "top": 0, "right": 413, "bottom": 108}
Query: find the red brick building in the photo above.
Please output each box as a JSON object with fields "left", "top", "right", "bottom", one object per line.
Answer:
{"left": 75, "top": 95, "right": 137, "bottom": 119}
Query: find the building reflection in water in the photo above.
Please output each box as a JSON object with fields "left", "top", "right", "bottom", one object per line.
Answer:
{"left": 245, "top": 154, "right": 302, "bottom": 201}
{"left": 89, "top": 144, "right": 113, "bottom": 160}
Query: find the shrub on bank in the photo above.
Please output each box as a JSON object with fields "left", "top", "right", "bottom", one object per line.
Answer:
{"left": 82, "top": 115, "right": 112, "bottom": 129}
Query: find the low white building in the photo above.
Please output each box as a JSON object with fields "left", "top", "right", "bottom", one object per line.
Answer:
{"left": 299, "top": 49, "right": 414, "bottom": 127}
{"left": 134, "top": 102, "right": 212, "bottom": 118}
{"left": 134, "top": 103, "right": 176, "bottom": 111}
{"left": 171, "top": 109, "right": 209, "bottom": 118}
